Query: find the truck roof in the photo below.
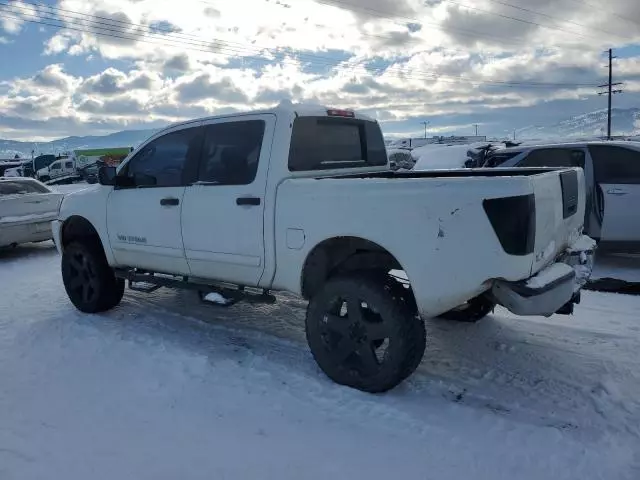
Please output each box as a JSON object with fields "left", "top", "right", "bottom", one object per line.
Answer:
{"left": 158, "top": 100, "right": 376, "bottom": 136}
{"left": 498, "top": 140, "right": 640, "bottom": 152}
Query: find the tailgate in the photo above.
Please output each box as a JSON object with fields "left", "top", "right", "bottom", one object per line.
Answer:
{"left": 529, "top": 168, "right": 585, "bottom": 275}
{"left": 0, "top": 192, "right": 62, "bottom": 225}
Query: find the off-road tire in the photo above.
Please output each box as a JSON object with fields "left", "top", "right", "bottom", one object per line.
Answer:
{"left": 306, "top": 274, "right": 426, "bottom": 393}
{"left": 62, "top": 241, "right": 125, "bottom": 313}
{"left": 438, "top": 295, "right": 496, "bottom": 323}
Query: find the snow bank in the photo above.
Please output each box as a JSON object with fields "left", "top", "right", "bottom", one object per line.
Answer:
{"left": 592, "top": 253, "right": 640, "bottom": 283}
{"left": 526, "top": 263, "right": 574, "bottom": 289}
{"left": 203, "top": 292, "right": 232, "bottom": 305}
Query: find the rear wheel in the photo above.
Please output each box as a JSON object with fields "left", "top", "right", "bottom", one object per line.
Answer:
{"left": 62, "top": 241, "right": 124, "bottom": 313}
{"left": 306, "top": 274, "right": 426, "bottom": 393}
{"left": 438, "top": 295, "right": 496, "bottom": 323}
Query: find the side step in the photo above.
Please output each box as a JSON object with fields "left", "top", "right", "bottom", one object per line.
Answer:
{"left": 114, "top": 269, "right": 277, "bottom": 306}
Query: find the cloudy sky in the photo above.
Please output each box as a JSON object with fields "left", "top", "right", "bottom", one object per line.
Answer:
{"left": 0, "top": 0, "right": 639, "bottom": 141}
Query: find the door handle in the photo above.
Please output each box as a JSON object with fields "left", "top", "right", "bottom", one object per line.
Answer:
{"left": 236, "top": 196, "right": 261, "bottom": 206}
{"left": 606, "top": 188, "right": 628, "bottom": 196}
{"left": 160, "top": 197, "right": 180, "bottom": 206}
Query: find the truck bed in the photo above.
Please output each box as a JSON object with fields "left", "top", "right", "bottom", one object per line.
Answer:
{"left": 273, "top": 167, "right": 586, "bottom": 317}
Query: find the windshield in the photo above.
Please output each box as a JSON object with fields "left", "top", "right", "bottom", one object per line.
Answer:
{"left": 288, "top": 116, "right": 387, "bottom": 171}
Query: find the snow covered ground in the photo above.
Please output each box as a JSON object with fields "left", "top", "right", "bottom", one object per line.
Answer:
{"left": 1, "top": 243, "right": 639, "bottom": 479}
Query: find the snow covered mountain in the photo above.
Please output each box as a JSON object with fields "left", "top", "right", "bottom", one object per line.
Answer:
{"left": 0, "top": 128, "right": 158, "bottom": 158}
{"left": 517, "top": 108, "right": 640, "bottom": 140}
{"left": 2, "top": 107, "right": 639, "bottom": 158}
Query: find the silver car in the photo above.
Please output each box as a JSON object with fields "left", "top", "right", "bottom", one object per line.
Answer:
{"left": 0, "top": 177, "right": 63, "bottom": 248}
{"left": 484, "top": 141, "right": 640, "bottom": 253}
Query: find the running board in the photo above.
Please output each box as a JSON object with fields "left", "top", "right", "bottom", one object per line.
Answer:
{"left": 114, "top": 269, "right": 277, "bottom": 305}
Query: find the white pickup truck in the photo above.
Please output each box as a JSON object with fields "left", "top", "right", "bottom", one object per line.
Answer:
{"left": 52, "top": 101, "right": 595, "bottom": 393}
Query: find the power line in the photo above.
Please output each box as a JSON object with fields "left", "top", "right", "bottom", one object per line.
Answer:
{"left": 479, "top": 0, "right": 630, "bottom": 40}
{"left": 562, "top": 0, "right": 640, "bottom": 28}
{"left": 314, "top": 0, "right": 528, "bottom": 48}
{"left": 440, "top": 0, "right": 608, "bottom": 42}
{"left": 597, "top": 48, "right": 623, "bottom": 140}
{"left": 0, "top": 3, "right": 601, "bottom": 89}
{"left": 421, "top": 120, "right": 429, "bottom": 138}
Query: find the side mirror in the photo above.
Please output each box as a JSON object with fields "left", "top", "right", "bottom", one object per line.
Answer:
{"left": 98, "top": 165, "right": 117, "bottom": 186}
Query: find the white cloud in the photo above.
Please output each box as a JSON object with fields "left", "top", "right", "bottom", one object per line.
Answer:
{"left": 0, "top": 0, "right": 638, "bottom": 140}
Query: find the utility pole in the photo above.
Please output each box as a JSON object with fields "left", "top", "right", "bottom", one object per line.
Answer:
{"left": 421, "top": 121, "right": 429, "bottom": 139}
{"left": 598, "top": 48, "right": 623, "bottom": 140}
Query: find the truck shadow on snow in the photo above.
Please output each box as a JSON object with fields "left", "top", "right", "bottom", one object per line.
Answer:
{"left": 78, "top": 286, "right": 635, "bottom": 439}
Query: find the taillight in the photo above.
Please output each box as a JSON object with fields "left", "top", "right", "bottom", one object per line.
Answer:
{"left": 483, "top": 194, "right": 536, "bottom": 256}
{"left": 327, "top": 108, "right": 355, "bottom": 118}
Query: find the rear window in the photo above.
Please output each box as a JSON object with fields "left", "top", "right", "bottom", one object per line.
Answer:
{"left": 0, "top": 180, "right": 50, "bottom": 195}
{"left": 288, "top": 117, "right": 387, "bottom": 171}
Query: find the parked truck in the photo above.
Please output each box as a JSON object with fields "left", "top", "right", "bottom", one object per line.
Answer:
{"left": 73, "top": 148, "right": 132, "bottom": 183}
{"left": 52, "top": 102, "right": 596, "bottom": 393}
{"left": 34, "top": 148, "right": 132, "bottom": 185}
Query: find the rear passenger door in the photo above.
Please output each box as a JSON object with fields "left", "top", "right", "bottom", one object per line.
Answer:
{"left": 181, "top": 115, "right": 275, "bottom": 287}
{"left": 589, "top": 145, "right": 640, "bottom": 246}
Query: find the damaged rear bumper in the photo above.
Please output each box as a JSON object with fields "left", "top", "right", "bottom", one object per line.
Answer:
{"left": 491, "top": 235, "right": 596, "bottom": 317}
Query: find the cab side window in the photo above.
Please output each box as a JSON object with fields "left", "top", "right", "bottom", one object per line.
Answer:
{"left": 123, "top": 127, "right": 202, "bottom": 187}
{"left": 589, "top": 145, "right": 640, "bottom": 184}
{"left": 198, "top": 120, "right": 265, "bottom": 185}
{"left": 519, "top": 148, "right": 585, "bottom": 168}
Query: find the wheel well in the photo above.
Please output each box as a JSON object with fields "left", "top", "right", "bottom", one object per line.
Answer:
{"left": 61, "top": 216, "right": 103, "bottom": 251}
{"left": 301, "top": 237, "right": 406, "bottom": 299}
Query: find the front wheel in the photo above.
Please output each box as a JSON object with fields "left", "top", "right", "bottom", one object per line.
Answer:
{"left": 438, "top": 295, "right": 496, "bottom": 323}
{"left": 306, "top": 274, "right": 426, "bottom": 393}
{"left": 62, "top": 242, "right": 125, "bottom": 313}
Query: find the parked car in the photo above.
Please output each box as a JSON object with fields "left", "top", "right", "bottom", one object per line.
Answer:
{"left": 52, "top": 102, "right": 595, "bottom": 393}
{"left": 0, "top": 160, "right": 26, "bottom": 177}
{"left": 0, "top": 177, "right": 63, "bottom": 248}
{"left": 483, "top": 141, "right": 640, "bottom": 253}
{"left": 36, "top": 158, "right": 77, "bottom": 183}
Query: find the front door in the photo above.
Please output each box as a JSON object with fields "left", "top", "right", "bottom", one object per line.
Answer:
{"left": 589, "top": 145, "right": 640, "bottom": 247}
{"left": 181, "top": 115, "right": 275, "bottom": 286}
{"left": 106, "top": 123, "right": 203, "bottom": 275}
